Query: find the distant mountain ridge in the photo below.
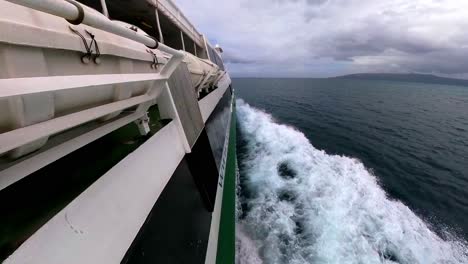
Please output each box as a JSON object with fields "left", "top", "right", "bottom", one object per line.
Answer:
{"left": 334, "top": 73, "right": 468, "bottom": 87}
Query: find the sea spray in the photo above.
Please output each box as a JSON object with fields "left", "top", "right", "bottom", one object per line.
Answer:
{"left": 235, "top": 99, "right": 468, "bottom": 264}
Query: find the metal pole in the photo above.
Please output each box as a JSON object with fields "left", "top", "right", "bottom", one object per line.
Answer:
{"left": 100, "top": 0, "right": 109, "bottom": 18}
{"left": 154, "top": 6, "right": 164, "bottom": 44}
{"left": 194, "top": 43, "right": 197, "bottom": 57}
{"left": 203, "top": 35, "right": 211, "bottom": 60}
{"left": 180, "top": 31, "right": 185, "bottom": 51}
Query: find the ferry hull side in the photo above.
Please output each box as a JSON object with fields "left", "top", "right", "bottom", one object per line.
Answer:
{"left": 121, "top": 87, "right": 235, "bottom": 264}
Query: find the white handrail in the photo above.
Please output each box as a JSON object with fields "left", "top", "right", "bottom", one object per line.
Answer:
{"left": 0, "top": 73, "right": 165, "bottom": 99}
{"left": 0, "top": 94, "right": 156, "bottom": 155}
{"left": 4, "top": 0, "right": 184, "bottom": 58}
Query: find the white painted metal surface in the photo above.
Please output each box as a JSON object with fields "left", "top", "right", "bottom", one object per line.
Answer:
{"left": 4, "top": 0, "right": 182, "bottom": 56}
{"left": 0, "top": 111, "right": 146, "bottom": 191}
{"left": 0, "top": 1, "right": 233, "bottom": 262}
{"left": 0, "top": 1, "right": 183, "bottom": 67}
{"left": 0, "top": 93, "right": 158, "bottom": 155}
{"left": 199, "top": 74, "right": 232, "bottom": 123}
{"left": 0, "top": 73, "right": 164, "bottom": 99}
{"left": 1, "top": 72, "right": 232, "bottom": 261}
{"left": 0, "top": 2, "right": 158, "bottom": 62}
{"left": 157, "top": 84, "right": 192, "bottom": 152}
{"left": 0, "top": 0, "right": 222, "bottom": 162}
{"left": 4, "top": 120, "right": 187, "bottom": 264}
{"left": 0, "top": 1, "right": 185, "bottom": 158}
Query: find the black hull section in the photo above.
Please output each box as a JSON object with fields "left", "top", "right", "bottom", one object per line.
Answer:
{"left": 121, "top": 157, "right": 212, "bottom": 264}
{"left": 123, "top": 87, "right": 233, "bottom": 264}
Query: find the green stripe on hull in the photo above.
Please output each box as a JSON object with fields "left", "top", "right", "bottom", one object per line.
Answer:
{"left": 216, "top": 99, "right": 237, "bottom": 264}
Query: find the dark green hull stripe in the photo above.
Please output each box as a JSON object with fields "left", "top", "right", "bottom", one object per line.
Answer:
{"left": 216, "top": 99, "right": 236, "bottom": 264}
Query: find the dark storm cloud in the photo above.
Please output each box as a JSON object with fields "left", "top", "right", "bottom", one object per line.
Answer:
{"left": 176, "top": 0, "right": 468, "bottom": 77}
{"left": 222, "top": 50, "right": 256, "bottom": 64}
{"left": 305, "top": 0, "right": 328, "bottom": 5}
{"left": 314, "top": 24, "right": 443, "bottom": 60}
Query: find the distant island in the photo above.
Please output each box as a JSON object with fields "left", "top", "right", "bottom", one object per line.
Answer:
{"left": 333, "top": 73, "right": 468, "bottom": 87}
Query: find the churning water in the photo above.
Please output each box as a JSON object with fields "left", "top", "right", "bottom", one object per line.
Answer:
{"left": 234, "top": 78, "right": 468, "bottom": 264}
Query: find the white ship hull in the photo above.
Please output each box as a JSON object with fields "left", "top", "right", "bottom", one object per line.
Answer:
{"left": 0, "top": 1, "right": 235, "bottom": 263}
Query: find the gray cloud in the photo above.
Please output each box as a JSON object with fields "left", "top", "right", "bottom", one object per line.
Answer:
{"left": 222, "top": 49, "right": 256, "bottom": 64}
{"left": 175, "top": 0, "right": 468, "bottom": 77}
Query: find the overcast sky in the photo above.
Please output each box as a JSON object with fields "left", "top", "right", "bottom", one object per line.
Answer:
{"left": 175, "top": 0, "right": 468, "bottom": 78}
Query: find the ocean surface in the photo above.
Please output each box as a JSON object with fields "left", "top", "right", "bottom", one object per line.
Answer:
{"left": 233, "top": 78, "right": 468, "bottom": 264}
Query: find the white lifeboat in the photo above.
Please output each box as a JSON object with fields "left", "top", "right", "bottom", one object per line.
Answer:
{"left": 183, "top": 52, "right": 221, "bottom": 96}
{"left": 0, "top": 1, "right": 167, "bottom": 158}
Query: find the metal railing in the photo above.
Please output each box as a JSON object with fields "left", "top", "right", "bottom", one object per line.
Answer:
{"left": 152, "top": 0, "right": 204, "bottom": 47}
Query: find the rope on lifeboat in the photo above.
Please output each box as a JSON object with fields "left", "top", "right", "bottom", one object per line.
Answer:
{"left": 69, "top": 26, "right": 101, "bottom": 64}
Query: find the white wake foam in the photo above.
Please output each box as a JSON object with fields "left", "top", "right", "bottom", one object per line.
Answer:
{"left": 236, "top": 99, "right": 468, "bottom": 264}
{"left": 236, "top": 223, "right": 263, "bottom": 264}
